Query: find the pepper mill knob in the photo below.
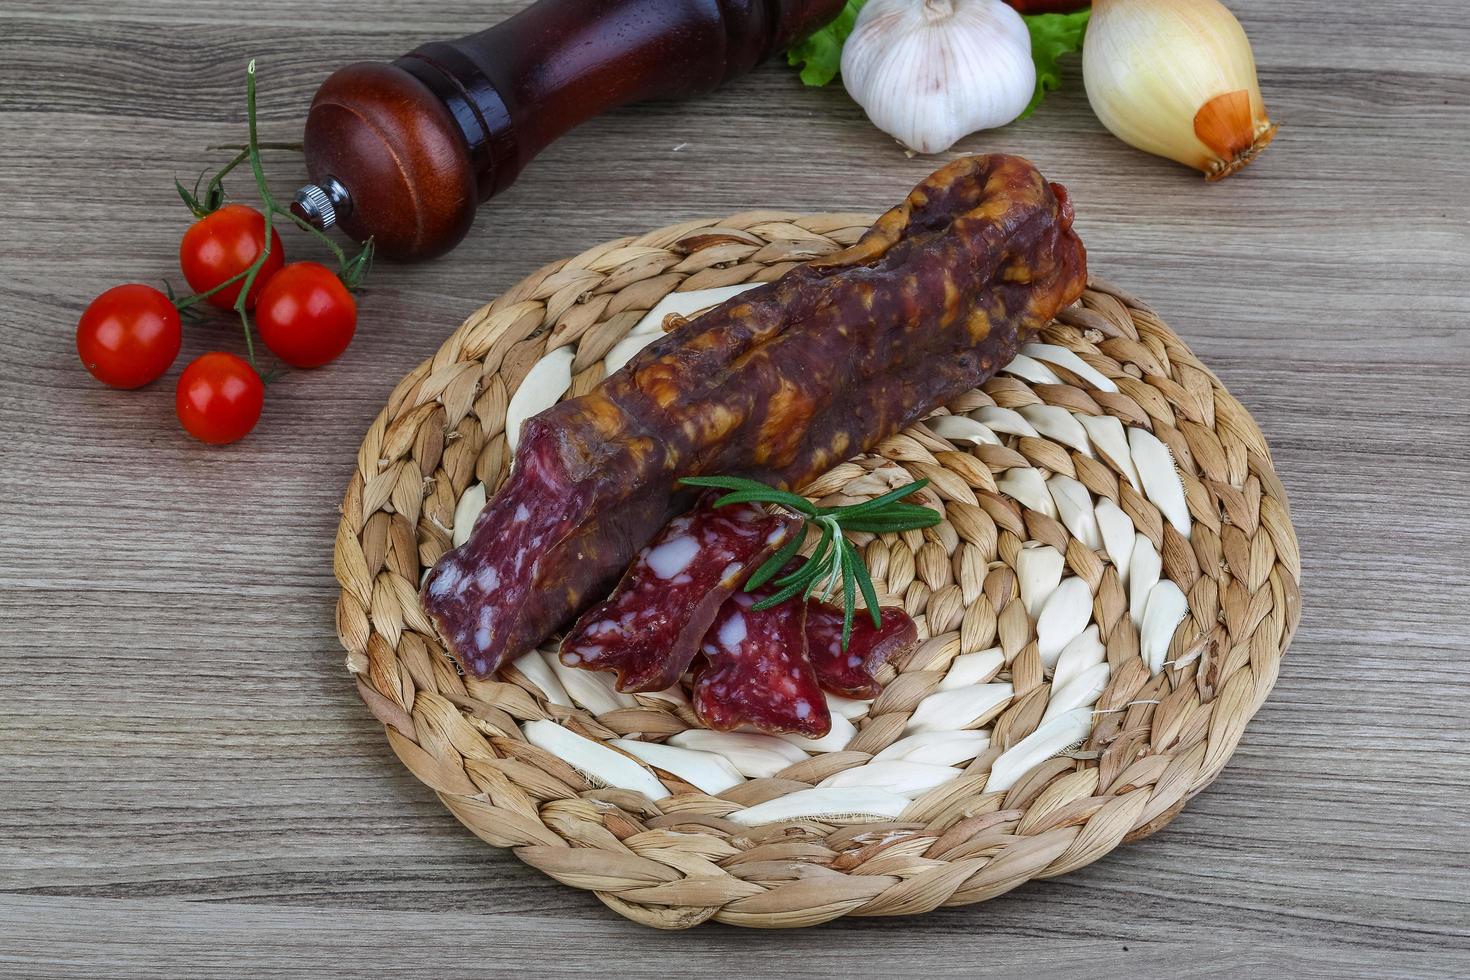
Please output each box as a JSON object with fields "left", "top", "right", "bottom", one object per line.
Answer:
{"left": 297, "top": 61, "right": 476, "bottom": 260}
{"left": 291, "top": 175, "right": 352, "bottom": 230}
{"left": 296, "top": 0, "right": 846, "bottom": 262}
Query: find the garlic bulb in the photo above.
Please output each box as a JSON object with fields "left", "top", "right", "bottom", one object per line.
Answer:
{"left": 841, "top": 0, "right": 1037, "bottom": 155}
{"left": 1083, "top": 0, "right": 1277, "bottom": 180}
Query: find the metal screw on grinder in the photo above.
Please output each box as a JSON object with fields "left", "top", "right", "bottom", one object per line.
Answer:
{"left": 291, "top": 176, "right": 352, "bottom": 231}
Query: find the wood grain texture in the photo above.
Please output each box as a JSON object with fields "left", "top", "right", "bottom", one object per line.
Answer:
{"left": 1, "top": 0, "right": 1466, "bottom": 974}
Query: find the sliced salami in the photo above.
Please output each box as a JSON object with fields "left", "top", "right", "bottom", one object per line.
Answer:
{"left": 559, "top": 501, "right": 798, "bottom": 693}
{"left": 692, "top": 589, "right": 831, "bottom": 738}
{"left": 805, "top": 603, "right": 919, "bottom": 699}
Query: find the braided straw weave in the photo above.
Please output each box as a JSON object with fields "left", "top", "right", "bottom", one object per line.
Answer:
{"left": 333, "top": 212, "right": 1301, "bottom": 929}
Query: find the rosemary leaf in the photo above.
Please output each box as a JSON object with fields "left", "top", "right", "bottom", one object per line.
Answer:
{"left": 678, "top": 475, "right": 775, "bottom": 493}
{"left": 817, "top": 542, "right": 845, "bottom": 603}
{"left": 745, "top": 529, "right": 805, "bottom": 591}
{"left": 803, "top": 576, "right": 824, "bottom": 602}
{"left": 752, "top": 570, "right": 819, "bottom": 610}
{"left": 840, "top": 537, "right": 858, "bottom": 648}
{"left": 849, "top": 504, "right": 941, "bottom": 526}
{"left": 836, "top": 512, "right": 941, "bottom": 534}
{"left": 819, "top": 478, "right": 930, "bottom": 520}
{"left": 712, "top": 487, "right": 820, "bottom": 515}
{"left": 774, "top": 523, "right": 834, "bottom": 588}
{"left": 851, "top": 540, "right": 883, "bottom": 629}
{"left": 774, "top": 558, "right": 826, "bottom": 593}
{"left": 805, "top": 553, "right": 838, "bottom": 601}
{"left": 679, "top": 476, "right": 819, "bottom": 516}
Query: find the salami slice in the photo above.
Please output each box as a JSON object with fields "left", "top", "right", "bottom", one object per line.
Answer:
{"left": 692, "top": 589, "right": 831, "bottom": 738}
{"left": 805, "top": 603, "right": 919, "bottom": 699}
{"left": 559, "top": 500, "right": 798, "bottom": 692}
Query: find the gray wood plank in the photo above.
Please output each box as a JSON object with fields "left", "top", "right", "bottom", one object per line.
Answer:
{"left": 1, "top": 0, "right": 1467, "bottom": 974}
{"left": 4, "top": 896, "right": 1464, "bottom": 980}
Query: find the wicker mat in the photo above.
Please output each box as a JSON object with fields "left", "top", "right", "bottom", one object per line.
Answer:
{"left": 333, "top": 212, "right": 1301, "bottom": 929}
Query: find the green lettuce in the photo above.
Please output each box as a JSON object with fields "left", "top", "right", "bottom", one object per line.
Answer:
{"left": 786, "top": 3, "right": 1091, "bottom": 120}
{"left": 785, "top": 0, "right": 866, "bottom": 87}
{"left": 1021, "top": 9, "right": 1091, "bottom": 118}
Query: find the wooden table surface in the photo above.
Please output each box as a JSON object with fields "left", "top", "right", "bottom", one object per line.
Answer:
{"left": 3, "top": 0, "right": 1467, "bottom": 975}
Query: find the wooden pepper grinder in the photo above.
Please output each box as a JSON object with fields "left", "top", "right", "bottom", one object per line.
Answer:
{"left": 292, "top": 0, "right": 846, "bottom": 261}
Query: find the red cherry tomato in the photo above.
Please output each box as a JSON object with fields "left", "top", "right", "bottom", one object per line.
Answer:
{"left": 76, "top": 284, "right": 183, "bottom": 389}
{"left": 179, "top": 204, "right": 285, "bottom": 310}
{"left": 175, "top": 352, "right": 265, "bottom": 444}
{"left": 254, "top": 261, "right": 358, "bottom": 368}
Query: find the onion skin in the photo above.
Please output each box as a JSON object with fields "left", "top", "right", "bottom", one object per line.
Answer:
{"left": 1194, "top": 90, "right": 1278, "bottom": 181}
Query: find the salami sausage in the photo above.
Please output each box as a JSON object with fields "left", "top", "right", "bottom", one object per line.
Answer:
{"left": 692, "top": 589, "right": 830, "bottom": 738}
{"left": 559, "top": 500, "right": 798, "bottom": 692}
{"left": 422, "top": 154, "right": 1088, "bottom": 678}
{"left": 805, "top": 603, "right": 918, "bottom": 699}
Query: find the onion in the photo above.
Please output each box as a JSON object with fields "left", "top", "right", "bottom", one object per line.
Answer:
{"left": 1083, "top": 0, "right": 1277, "bottom": 179}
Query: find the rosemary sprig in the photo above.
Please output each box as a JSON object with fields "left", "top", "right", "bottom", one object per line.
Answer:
{"left": 679, "top": 474, "right": 940, "bottom": 649}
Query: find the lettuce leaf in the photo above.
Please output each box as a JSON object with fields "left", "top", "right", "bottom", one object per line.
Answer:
{"left": 1021, "top": 9, "right": 1091, "bottom": 118}
{"left": 785, "top": 0, "right": 867, "bottom": 87}
{"left": 787, "top": 2, "right": 1090, "bottom": 123}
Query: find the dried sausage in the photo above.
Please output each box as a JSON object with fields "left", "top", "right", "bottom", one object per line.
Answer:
{"left": 422, "top": 154, "right": 1087, "bottom": 678}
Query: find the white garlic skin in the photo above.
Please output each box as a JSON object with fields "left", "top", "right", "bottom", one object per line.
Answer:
{"left": 841, "top": 0, "right": 1037, "bottom": 155}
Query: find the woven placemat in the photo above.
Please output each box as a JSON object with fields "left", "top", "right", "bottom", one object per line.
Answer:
{"left": 333, "top": 211, "right": 1301, "bottom": 929}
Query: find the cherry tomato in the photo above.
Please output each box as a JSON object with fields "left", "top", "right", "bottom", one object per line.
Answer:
{"left": 254, "top": 261, "right": 357, "bottom": 368}
{"left": 179, "top": 204, "right": 285, "bottom": 310}
{"left": 76, "top": 284, "right": 182, "bottom": 389}
{"left": 175, "top": 352, "right": 264, "bottom": 445}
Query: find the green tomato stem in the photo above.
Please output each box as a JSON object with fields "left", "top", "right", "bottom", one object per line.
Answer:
{"left": 169, "top": 59, "right": 372, "bottom": 375}
{"left": 281, "top": 209, "right": 348, "bottom": 268}
{"left": 204, "top": 148, "right": 250, "bottom": 211}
